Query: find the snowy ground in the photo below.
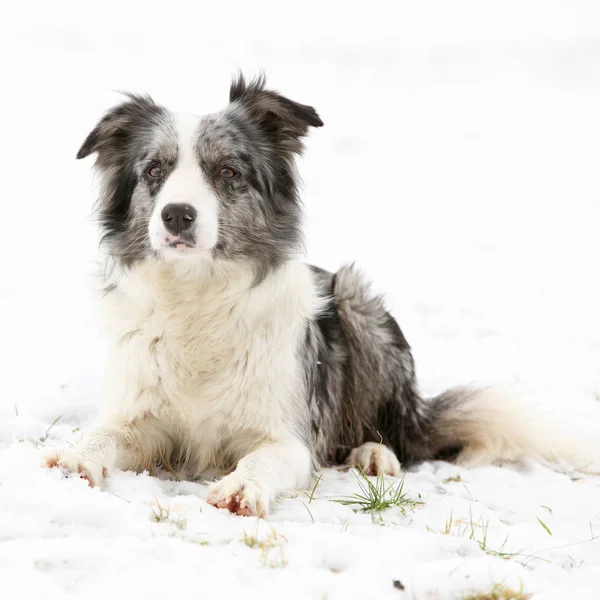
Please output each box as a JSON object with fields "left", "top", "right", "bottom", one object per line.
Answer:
{"left": 2, "top": 1, "right": 600, "bottom": 598}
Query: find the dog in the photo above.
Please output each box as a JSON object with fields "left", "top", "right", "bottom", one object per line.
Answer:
{"left": 44, "top": 74, "right": 598, "bottom": 516}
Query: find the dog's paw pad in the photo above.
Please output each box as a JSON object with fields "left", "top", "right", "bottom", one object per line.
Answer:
{"left": 42, "top": 450, "right": 107, "bottom": 488}
{"left": 346, "top": 442, "right": 401, "bottom": 476}
{"left": 207, "top": 474, "right": 267, "bottom": 517}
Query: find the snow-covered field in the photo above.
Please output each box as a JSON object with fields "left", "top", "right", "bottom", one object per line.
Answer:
{"left": 2, "top": 1, "right": 600, "bottom": 598}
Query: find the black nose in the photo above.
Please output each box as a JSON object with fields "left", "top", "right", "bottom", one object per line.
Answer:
{"left": 161, "top": 203, "right": 197, "bottom": 235}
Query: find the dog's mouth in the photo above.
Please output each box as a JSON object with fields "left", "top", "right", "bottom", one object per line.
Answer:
{"left": 168, "top": 239, "right": 195, "bottom": 249}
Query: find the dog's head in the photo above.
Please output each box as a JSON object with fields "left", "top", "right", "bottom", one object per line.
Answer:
{"left": 77, "top": 75, "right": 322, "bottom": 274}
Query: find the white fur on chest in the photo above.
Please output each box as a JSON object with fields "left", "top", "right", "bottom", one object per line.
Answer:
{"left": 99, "top": 259, "right": 321, "bottom": 471}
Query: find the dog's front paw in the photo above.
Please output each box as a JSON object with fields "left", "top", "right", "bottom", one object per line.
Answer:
{"left": 207, "top": 474, "right": 269, "bottom": 517}
{"left": 42, "top": 450, "right": 108, "bottom": 488}
{"left": 346, "top": 442, "right": 401, "bottom": 476}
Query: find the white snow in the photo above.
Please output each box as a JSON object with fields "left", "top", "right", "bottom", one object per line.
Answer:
{"left": 2, "top": 1, "right": 600, "bottom": 598}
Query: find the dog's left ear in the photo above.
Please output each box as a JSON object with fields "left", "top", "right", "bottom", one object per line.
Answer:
{"left": 229, "top": 74, "right": 323, "bottom": 154}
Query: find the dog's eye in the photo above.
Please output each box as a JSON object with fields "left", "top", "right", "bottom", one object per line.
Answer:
{"left": 148, "top": 165, "right": 163, "bottom": 179}
{"left": 219, "top": 167, "right": 236, "bottom": 180}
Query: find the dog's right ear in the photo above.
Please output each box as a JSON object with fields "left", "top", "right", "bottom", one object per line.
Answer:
{"left": 76, "top": 93, "right": 159, "bottom": 160}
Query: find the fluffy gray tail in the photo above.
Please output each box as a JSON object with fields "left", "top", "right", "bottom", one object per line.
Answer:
{"left": 428, "top": 386, "right": 600, "bottom": 473}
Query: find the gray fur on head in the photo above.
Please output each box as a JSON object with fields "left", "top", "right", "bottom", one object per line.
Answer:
{"left": 76, "top": 75, "right": 323, "bottom": 278}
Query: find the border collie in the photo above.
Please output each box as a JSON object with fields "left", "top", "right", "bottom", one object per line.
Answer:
{"left": 44, "top": 75, "right": 597, "bottom": 516}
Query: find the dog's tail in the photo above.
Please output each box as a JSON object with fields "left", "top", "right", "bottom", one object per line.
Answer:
{"left": 424, "top": 386, "right": 600, "bottom": 472}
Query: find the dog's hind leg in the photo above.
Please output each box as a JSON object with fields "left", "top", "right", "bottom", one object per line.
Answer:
{"left": 345, "top": 442, "right": 401, "bottom": 476}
